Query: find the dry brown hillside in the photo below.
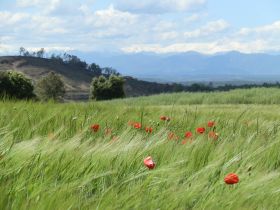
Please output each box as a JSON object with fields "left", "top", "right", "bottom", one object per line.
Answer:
{"left": 0, "top": 56, "right": 95, "bottom": 100}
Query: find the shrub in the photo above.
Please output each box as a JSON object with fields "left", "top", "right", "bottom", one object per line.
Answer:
{"left": 0, "top": 71, "right": 35, "bottom": 99}
{"left": 90, "top": 75, "right": 125, "bottom": 100}
{"left": 35, "top": 72, "right": 65, "bottom": 101}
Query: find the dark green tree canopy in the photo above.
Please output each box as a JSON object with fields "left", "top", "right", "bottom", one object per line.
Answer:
{"left": 0, "top": 71, "right": 35, "bottom": 99}
{"left": 90, "top": 75, "right": 125, "bottom": 101}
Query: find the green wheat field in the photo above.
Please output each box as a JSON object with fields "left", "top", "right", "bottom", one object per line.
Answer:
{"left": 1, "top": 88, "right": 280, "bottom": 210}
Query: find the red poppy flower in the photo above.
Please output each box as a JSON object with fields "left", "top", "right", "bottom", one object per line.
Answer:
{"left": 196, "top": 127, "right": 205, "bottom": 134}
{"left": 160, "top": 116, "right": 167, "bottom": 121}
{"left": 185, "top": 131, "right": 193, "bottom": 138}
{"left": 90, "top": 124, "right": 100, "bottom": 132}
{"left": 144, "top": 156, "right": 156, "bottom": 169}
{"left": 145, "top": 127, "right": 153, "bottom": 133}
{"left": 224, "top": 173, "right": 239, "bottom": 185}
{"left": 134, "top": 122, "right": 142, "bottom": 129}
{"left": 208, "top": 131, "right": 219, "bottom": 140}
{"left": 208, "top": 121, "right": 215, "bottom": 127}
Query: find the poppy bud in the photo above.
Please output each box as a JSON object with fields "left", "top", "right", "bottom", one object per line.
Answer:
{"left": 145, "top": 127, "right": 153, "bottom": 133}
{"left": 144, "top": 156, "right": 156, "bottom": 169}
{"left": 208, "top": 131, "right": 219, "bottom": 140}
{"left": 90, "top": 124, "right": 100, "bottom": 132}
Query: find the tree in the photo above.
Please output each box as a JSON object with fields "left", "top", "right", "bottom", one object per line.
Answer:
{"left": 19, "top": 47, "right": 30, "bottom": 56}
{"left": 62, "top": 53, "right": 87, "bottom": 69}
{"left": 19, "top": 47, "right": 26, "bottom": 56}
{"left": 0, "top": 71, "right": 35, "bottom": 99}
{"left": 88, "top": 63, "right": 102, "bottom": 76}
{"left": 35, "top": 72, "right": 65, "bottom": 101}
{"left": 36, "top": 48, "right": 45, "bottom": 58}
{"left": 108, "top": 75, "right": 125, "bottom": 98}
{"left": 90, "top": 75, "right": 125, "bottom": 101}
{"left": 102, "top": 67, "right": 120, "bottom": 77}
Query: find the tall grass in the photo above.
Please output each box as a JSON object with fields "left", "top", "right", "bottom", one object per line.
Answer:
{"left": 1, "top": 88, "right": 280, "bottom": 209}
{"left": 109, "top": 87, "right": 280, "bottom": 106}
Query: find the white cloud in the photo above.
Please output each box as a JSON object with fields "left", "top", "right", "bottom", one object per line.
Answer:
{"left": 237, "top": 21, "right": 280, "bottom": 36}
{"left": 121, "top": 39, "right": 272, "bottom": 54}
{"left": 2, "top": 1, "right": 280, "bottom": 55}
{"left": 158, "top": 32, "right": 179, "bottom": 41}
{"left": 17, "top": 0, "right": 61, "bottom": 11}
{"left": 17, "top": 0, "right": 41, "bottom": 7}
{"left": 0, "top": 11, "right": 29, "bottom": 26}
{"left": 16, "top": 0, "right": 78, "bottom": 15}
{"left": 114, "top": 0, "right": 206, "bottom": 13}
{"left": 184, "top": 19, "right": 229, "bottom": 38}
{"left": 88, "top": 5, "right": 138, "bottom": 28}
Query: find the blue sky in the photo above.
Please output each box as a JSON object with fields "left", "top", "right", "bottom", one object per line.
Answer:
{"left": 0, "top": 0, "right": 280, "bottom": 54}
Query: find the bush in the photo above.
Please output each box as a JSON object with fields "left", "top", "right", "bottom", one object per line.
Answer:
{"left": 35, "top": 72, "right": 65, "bottom": 101}
{"left": 0, "top": 71, "right": 35, "bottom": 99}
{"left": 90, "top": 75, "right": 125, "bottom": 100}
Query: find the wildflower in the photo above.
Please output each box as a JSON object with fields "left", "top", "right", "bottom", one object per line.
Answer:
{"left": 208, "top": 131, "right": 219, "bottom": 140}
{"left": 208, "top": 121, "right": 215, "bottom": 127}
{"left": 144, "top": 156, "right": 156, "bottom": 169}
{"left": 185, "top": 131, "right": 193, "bottom": 138}
{"left": 182, "top": 139, "right": 187, "bottom": 145}
{"left": 224, "top": 173, "right": 239, "bottom": 185}
{"left": 160, "top": 116, "right": 167, "bottom": 121}
{"left": 166, "top": 117, "right": 171, "bottom": 121}
{"left": 105, "top": 128, "right": 112, "bottom": 136}
{"left": 196, "top": 127, "right": 205, "bottom": 134}
{"left": 168, "top": 132, "right": 179, "bottom": 140}
{"left": 90, "top": 124, "right": 100, "bottom": 132}
{"left": 145, "top": 127, "right": 153, "bottom": 133}
{"left": 134, "top": 122, "right": 142, "bottom": 129}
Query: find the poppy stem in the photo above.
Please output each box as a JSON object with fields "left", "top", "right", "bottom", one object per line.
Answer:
{"left": 140, "top": 111, "right": 144, "bottom": 130}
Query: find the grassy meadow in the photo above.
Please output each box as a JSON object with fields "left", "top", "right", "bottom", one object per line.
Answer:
{"left": 1, "top": 88, "right": 280, "bottom": 209}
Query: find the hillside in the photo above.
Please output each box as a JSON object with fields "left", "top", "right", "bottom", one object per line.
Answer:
{"left": 1, "top": 88, "right": 280, "bottom": 209}
{"left": 0, "top": 56, "right": 181, "bottom": 100}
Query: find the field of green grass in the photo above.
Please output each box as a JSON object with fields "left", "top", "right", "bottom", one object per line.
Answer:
{"left": 1, "top": 88, "right": 280, "bottom": 209}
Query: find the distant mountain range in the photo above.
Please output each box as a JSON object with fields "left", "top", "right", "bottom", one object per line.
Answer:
{"left": 72, "top": 51, "right": 280, "bottom": 83}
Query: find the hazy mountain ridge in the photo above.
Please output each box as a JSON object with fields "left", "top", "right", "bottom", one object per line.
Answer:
{"left": 73, "top": 51, "right": 280, "bottom": 82}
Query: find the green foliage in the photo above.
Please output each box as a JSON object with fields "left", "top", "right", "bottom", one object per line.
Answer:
{"left": 35, "top": 72, "right": 65, "bottom": 101}
{"left": 0, "top": 71, "right": 35, "bottom": 99}
{"left": 88, "top": 63, "right": 102, "bottom": 76}
{"left": 1, "top": 89, "right": 280, "bottom": 209}
{"left": 90, "top": 75, "right": 125, "bottom": 100}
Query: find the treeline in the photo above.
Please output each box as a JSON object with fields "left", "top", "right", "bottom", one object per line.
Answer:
{"left": 174, "top": 82, "right": 280, "bottom": 93}
{"left": 18, "top": 47, "right": 120, "bottom": 77}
